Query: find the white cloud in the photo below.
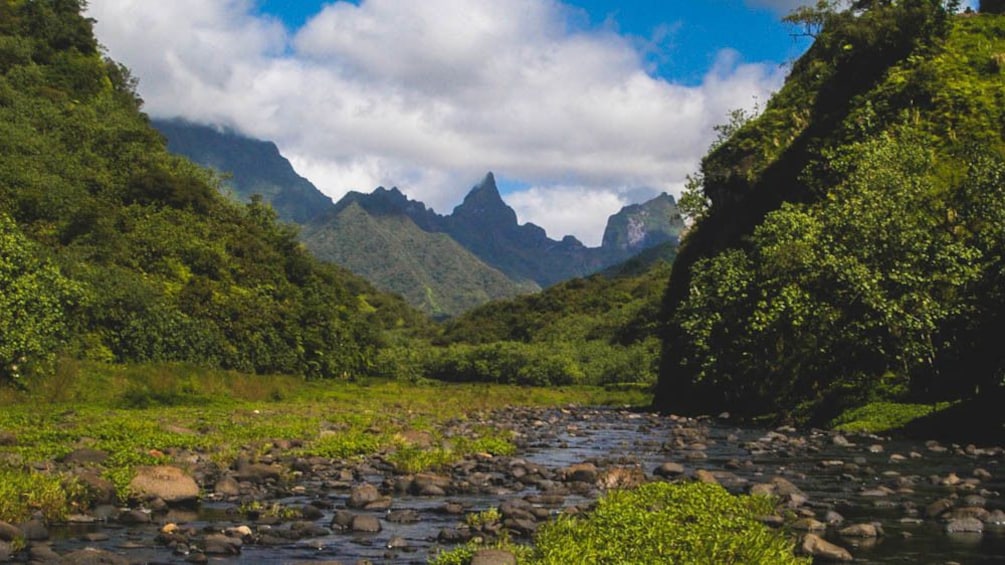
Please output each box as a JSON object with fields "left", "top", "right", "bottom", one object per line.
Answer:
{"left": 508, "top": 186, "right": 631, "bottom": 247}
{"left": 86, "top": 0, "right": 786, "bottom": 245}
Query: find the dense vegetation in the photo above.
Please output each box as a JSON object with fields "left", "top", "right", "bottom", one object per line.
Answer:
{"left": 656, "top": 1, "right": 1005, "bottom": 422}
{"left": 0, "top": 361, "right": 646, "bottom": 524}
{"left": 433, "top": 482, "right": 807, "bottom": 565}
{"left": 304, "top": 198, "right": 536, "bottom": 318}
{"left": 152, "top": 118, "right": 335, "bottom": 225}
{"left": 0, "top": 0, "right": 428, "bottom": 385}
{"left": 370, "top": 249, "right": 673, "bottom": 387}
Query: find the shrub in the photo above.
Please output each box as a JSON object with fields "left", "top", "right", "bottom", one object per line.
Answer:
{"left": 531, "top": 482, "right": 806, "bottom": 565}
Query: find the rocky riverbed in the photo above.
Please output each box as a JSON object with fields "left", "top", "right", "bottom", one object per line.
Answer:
{"left": 1, "top": 406, "right": 1003, "bottom": 564}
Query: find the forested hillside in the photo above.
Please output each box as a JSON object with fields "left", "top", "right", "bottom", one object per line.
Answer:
{"left": 0, "top": 0, "right": 428, "bottom": 384}
{"left": 656, "top": 2, "right": 1005, "bottom": 423}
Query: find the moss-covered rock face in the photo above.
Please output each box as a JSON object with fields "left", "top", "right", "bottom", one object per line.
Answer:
{"left": 656, "top": 4, "right": 1005, "bottom": 422}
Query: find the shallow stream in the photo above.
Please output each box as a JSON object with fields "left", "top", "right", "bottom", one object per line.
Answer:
{"left": 45, "top": 407, "right": 1005, "bottom": 564}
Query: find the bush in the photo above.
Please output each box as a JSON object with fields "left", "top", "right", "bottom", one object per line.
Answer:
{"left": 532, "top": 482, "right": 806, "bottom": 565}
{"left": 432, "top": 482, "right": 807, "bottom": 565}
{"left": 0, "top": 213, "right": 81, "bottom": 386}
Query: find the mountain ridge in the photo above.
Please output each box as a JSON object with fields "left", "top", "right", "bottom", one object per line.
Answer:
{"left": 152, "top": 120, "right": 685, "bottom": 315}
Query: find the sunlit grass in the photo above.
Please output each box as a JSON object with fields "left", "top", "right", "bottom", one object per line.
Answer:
{"left": 0, "top": 360, "right": 650, "bottom": 523}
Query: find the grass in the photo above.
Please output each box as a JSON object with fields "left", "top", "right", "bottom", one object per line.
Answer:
{"left": 0, "top": 359, "right": 650, "bottom": 523}
{"left": 829, "top": 401, "right": 956, "bottom": 433}
{"left": 432, "top": 482, "right": 809, "bottom": 565}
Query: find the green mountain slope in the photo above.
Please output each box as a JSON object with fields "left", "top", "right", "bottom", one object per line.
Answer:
{"left": 0, "top": 0, "right": 427, "bottom": 383}
{"left": 303, "top": 202, "right": 537, "bottom": 317}
{"left": 655, "top": 4, "right": 1005, "bottom": 422}
{"left": 152, "top": 118, "right": 333, "bottom": 224}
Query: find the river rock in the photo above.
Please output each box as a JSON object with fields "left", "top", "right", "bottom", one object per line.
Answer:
{"left": 29, "top": 543, "right": 63, "bottom": 562}
{"left": 386, "top": 509, "right": 420, "bottom": 524}
{"left": 214, "top": 477, "right": 241, "bottom": 497}
{"left": 62, "top": 547, "right": 132, "bottom": 564}
{"left": 351, "top": 515, "right": 382, "bottom": 533}
{"left": 694, "top": 469, "right": 718, "bottom": 484}
{"left": 203, "top": 533, "right": 242, "bottom": 555}
{"left": 348, "top": 483, "right": 381, "bottom": 509}
{"left": 597, "top": 466, "right": 645, "bottom": 489}
{"left": 471, "top": 548, "right": 517, "bottom": 565}
{"left": 838, "top": 523, "right": 881, "bottom": 537}
{"left": 20, "top": 518, "right": 48, "bottom": 540}
{"left": 234, "top": 462, "right": 282, "bottom": 483}
{"left": 410, "top": 473, "right": 452, "bottom": 496}
{"left": 129, "top": 466, "right": 199, "bottom": 505}
{"left": 0, "top": 521, "right": 22, "bottom": 542}
{"left": 330, "top": 510, "right": 355, "bottom": 531}
{"left": 945, "top": 517, "right": 984, "bottom": 534}
{"left": 926, "top": 498, "right": 954, "bottom": 518}
{"left": 76, "top": 471, "right": 117, "bottom": 505}
{"left": 654, "top": 462, "right": 685, "bottom": 478}
{"left": 564, "top": 462, "right": 598, "bottom": 483}
{"left": 792, "top": 518, "right": 827, "bottom": 532}
{"left": 801, "top": 533, "right": 853, "bottom": 561}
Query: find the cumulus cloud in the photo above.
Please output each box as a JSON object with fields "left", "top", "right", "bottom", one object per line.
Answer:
{"left": 86, "top": 0, "right": 786, "bottom": 245}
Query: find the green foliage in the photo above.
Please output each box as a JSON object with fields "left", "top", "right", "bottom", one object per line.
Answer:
{"left": 0, "top": 363, "right": 647, "bottom": 523}
{"left": 658, "top": 6, "right": 1005, "bottom": 421}
{"left": 0, "top": 468, "right": 85, "bottom": 524}
{"left": 830, "top": 401, "right": 955, "bottom": 432}
{"left": 533, "top": 483, "right": 806, "bottom": 565}
{"left": 0, "top": 213, "right": 81, "bottom": 385}
{"left": 431, "top": 482, "right": 806, "bottom": 565}
{"left": 0, "top": 1, "right": 428, "bottom": 381}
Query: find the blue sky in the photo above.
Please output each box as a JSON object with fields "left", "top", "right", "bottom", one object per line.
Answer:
{"left": 256, "top": 0, "right": 812, "bottom": 85}
{"left": 88, "top": 0, "right": 815, "bottom": 245}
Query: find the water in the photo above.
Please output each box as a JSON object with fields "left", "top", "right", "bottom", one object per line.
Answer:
{"left": 47, "top": 408, "right": 1005, "bottom": 563}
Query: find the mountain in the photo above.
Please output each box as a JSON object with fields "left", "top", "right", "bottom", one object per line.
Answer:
{"left": 0, "top": 1, "right": 429, "bottom": 383}
{"left": 602, "top": 193, "right": 685, "bottom": 253}
{"left": 152, "top": 118, "right": 333, "bottom": 224}
{"left": 153, "top": 122, "right": 685, "bottom": 315}
{"left": 303, "top": 200, "right": 537, "bottom": 318}
{"left": 654, "top": 5, "right": 1005, "bottom": 422}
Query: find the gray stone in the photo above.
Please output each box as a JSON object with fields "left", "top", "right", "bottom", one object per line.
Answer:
{"left": 203, "top": 533, "right": 242, "bottom": 555}
{"left": 564, "top": 462, "right": 598, "bottom": 483}
{"left": 348, "top": 483, "right": 381, "bottom": 509}
{"left": 386, "top": 509, "right": 420, "bottom": 523}
{"left": 654, "top": 462, "right": 685, "bottom": 477}
{"left": 471, "top": 548, "right": 517, "bottom": 565}
{"left": 838, "top": 523, "right": 881, "bottom": 538}
{"left": 0, "top": 521, "right": 22, "bottom": 542}
{"left": 800, "top": 533, "right": 853, "bottom": 561}
{"left": 61, "top": 548, "right": 131, "bottom": 564}
{"left": 75, "top": 472, "right": 117, "bottom": 505}
{"left": 945, "top": 517, "right": 984, "bottom": 534}
{"left": 20, "top": 519, "right": 48, "bottom": 541}
{"left": 214, "top": 477, "right": 241, "bottom": 497}
{"left": 128, "top": 466, "right": 199, "bottom": 505}
{"left": 61, "top": 448, "right": 109, "bottom": 465}
{"left": 350, "top": 515, "right": 381, "bottom": 533}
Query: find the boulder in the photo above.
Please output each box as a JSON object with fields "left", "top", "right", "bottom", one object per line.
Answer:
{"left": 129, "top": 466, "right": 199, "bottom": 505}
{"left": 654, "top": 462, "right": 685, "bottom": 478}
{"left": 350, "top": 515, "right": 381, "bottom": 533}
{"left": 471, "top": 548, "right": 518, "bottom": 565}
{"left": 945, "top": 517, "right": 984, "bottom": 534}
{"left": 801, "top": 534, "right": 853, "bottom": 561}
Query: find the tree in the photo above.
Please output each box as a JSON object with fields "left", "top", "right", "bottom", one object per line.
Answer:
{"left": 0, "top": 213, "right": 81, "bottom": 385}
{"left": 980, "top": 0, "right": 1005, "bottom": 14}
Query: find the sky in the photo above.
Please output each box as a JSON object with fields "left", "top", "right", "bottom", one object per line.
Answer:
{"left": 85, "top": 0, "right": 822, "bottom": 246}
